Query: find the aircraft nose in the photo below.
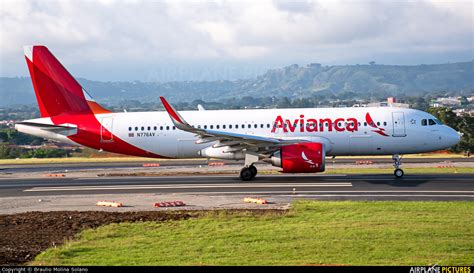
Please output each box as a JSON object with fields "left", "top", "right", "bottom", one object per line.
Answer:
{"left": 445, "top": 126, "right": 461, "bottom": 147}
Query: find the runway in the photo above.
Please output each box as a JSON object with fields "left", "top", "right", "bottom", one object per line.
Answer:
{"left": 1, "top": 157, "right": 472, "bottom": 173}
{"left": 0, "top": 173, "right": 472, "bottom": 201}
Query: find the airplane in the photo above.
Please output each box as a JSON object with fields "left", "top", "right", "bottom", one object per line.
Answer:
{"left": 15, "top": 45, "right": 461, "bottom": 181}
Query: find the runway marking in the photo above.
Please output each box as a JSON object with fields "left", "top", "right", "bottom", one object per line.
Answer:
{"left": 282, "top": 194, "right": 474, "bottom": 198}
{"left": 283, "top": 190, "right": 474, "bottom": 193}
{"left": 23, "top": 182, "right": 353, "bottom": 192}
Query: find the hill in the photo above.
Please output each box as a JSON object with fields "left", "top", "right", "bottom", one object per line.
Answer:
{"left": 0, "top": 61, "right": 472, "bottom": 107}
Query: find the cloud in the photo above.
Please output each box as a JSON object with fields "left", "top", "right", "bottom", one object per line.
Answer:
{"left": 0, "top": 0, "right": 472, "bottom": 81}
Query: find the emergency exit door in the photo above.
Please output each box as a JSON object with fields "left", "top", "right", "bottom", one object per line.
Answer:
{"left": 392, "top": 112, "right": 406, "bottom": 137}
{"left": 100, "top": 117, "right": 114, "bottom": 142}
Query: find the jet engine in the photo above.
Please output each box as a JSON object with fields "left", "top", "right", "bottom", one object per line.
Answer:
{"left": 269, "top": 142, "right": 325, "bottom": 173}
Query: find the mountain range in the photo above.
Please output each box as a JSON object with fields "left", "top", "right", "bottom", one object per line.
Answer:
{"left": 1, "top": 61, "right": 472, "bottom": 107}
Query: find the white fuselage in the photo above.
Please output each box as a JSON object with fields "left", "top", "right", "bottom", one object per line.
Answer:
{"left": 84, "top": 106, "right": 459, "bottom": 158}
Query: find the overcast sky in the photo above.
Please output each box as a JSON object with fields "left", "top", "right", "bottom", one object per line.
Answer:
{"left": 0, "top": 0, "right": 472, "bottom": 81}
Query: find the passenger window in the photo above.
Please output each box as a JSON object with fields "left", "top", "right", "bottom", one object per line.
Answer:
{"left": 153, "top": 126, "right": 157, "bottom": 130}
{"left": 229, "top": 125, "right": 233, "bottom": 129}
{"left": 216, "top": 125, "right": 220, "bottom": 129}
{"left": 248, "top": 124, "right": 251, "bottom": 129}
{"left": 197, "top": 125, "right": 201, "bottom": 129}
{"left": 210, "top": 125, "right": 214, "bottom": 129}
{"left": 160, "top": 126, "right": 163, "bottom": 130}
{"left": 421, "top": 119, "right": 427, "bottom": 126}
{"left": 383, "top": 122, "right": 387, "bottom": 126}
{"left": 172, "top": 126, "right": 176, "bottom": 130}
{"left": 128, "top": 127, "right": 132, "bottom": 131}
{"left": 135, "top": 127, "right": 138, "bottom": 131}
{"left": 204, "top": 125, "right": 207, "bottom": 129}
{"left": 267, "top": 124, "right": 270, "bottom": 128}
{"left": 429, "top": 119, "right": 436, "bottom": 126}
{"left": 223, "top": 125, "right": 226, "bottom": 129}
{"left": 166, "top": 126, "right": 169, "bottom": 130}
{"left": 254, "top": 124, "right": 257, "bottom": 128}
{"left": 236, "top": 125, "right": 239, "bottom": 129}
{"left": 376, "top": 122, "right": 380, "bottom": 126}
{"left": 141, "top": 126, "right": 144, "bottom": 131}
{"left": 242, "top": 124, "right": 245, "bottom": 128}
{"left": 147, "top": 126, "right": 151, "bottom": 131}
{"left": 364, "top": 122, "right": 367, "bottom": 126}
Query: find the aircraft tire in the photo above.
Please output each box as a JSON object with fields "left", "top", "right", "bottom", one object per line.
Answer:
{"left": 394, "top": 168, "right": 404, "bottom": 178}
{"left": 240, "top": 167, "right": 253, "bottom": 181}
{"left": 249, "top": 165, "right": 257, "bottom": 178}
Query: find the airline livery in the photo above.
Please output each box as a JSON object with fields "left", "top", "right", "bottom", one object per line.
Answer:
{"left": 16, "top": 46, "right": 461, "bottom": 180}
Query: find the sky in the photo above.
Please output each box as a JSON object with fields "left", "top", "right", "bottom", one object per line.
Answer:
{"left": 0, "top": 0, "right": 472, "bottom": 81}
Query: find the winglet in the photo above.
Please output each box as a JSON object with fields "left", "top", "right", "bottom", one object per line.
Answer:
{"left": 160, "top": 97, "right": 192, "bottom": 130}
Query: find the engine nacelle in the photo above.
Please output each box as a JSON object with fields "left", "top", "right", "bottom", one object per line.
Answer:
{"left": 270, "top": 142, "right": 325, "bottom": 173}
{"left": 199, "top": 146, "right": 245, "bottom": 160}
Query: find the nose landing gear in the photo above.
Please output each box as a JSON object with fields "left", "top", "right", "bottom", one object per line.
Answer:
{"left": 392, "top": 154, "right": 404, "bottom": 178}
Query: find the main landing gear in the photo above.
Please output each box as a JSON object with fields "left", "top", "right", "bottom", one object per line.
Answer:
{"left": 392, "top": 154, "right": 404, "bottom": 178}
{"left": 240, "top": 165, "right": 257, "bottom": 181}
{"left": 240, "top": 152, "right": 259, "bottom": 181}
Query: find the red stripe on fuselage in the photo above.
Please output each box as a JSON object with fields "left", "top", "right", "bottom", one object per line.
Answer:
{"left": 51, "top": 114, "right": 167, "bottom": 158}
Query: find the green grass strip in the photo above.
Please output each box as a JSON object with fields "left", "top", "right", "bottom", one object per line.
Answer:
{"left": 32, "top": 201, "right": 474, "bottom": 266}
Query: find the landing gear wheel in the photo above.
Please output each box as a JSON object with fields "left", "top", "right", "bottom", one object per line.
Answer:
{"left": 240, "top": 167, "right": 253, "bottom": 181}
{"left": 249, "top": 165, "right": 257, "bottom": 178}
{"left": 394, "top": 168, "right": 404, "bottom": 178}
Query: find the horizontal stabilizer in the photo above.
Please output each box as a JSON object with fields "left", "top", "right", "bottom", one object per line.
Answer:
{"left": 15, "top": 121, "right": 78, "bottom": 136}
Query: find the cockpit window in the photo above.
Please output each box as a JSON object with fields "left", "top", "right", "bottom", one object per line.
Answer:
{"left": 422, "top": 118, "right": 441, "bottom": 126}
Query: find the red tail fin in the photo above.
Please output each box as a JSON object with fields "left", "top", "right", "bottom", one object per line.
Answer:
{"left": 24, "top": 46, "right": 110, "bottom": 117}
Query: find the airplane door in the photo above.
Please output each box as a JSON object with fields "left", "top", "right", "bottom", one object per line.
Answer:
{"left": 392, "top": 112, "right": 406, "bottom": 137}
{"left": 100, "top": 117, "right": 114, "bottom": 142}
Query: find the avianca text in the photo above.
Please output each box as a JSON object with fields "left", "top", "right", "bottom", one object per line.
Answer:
{"left": 271, "top": 115, "right": 358, "bottom": 133}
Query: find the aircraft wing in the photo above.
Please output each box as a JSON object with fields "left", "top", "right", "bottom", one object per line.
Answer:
{"left": 160, "top": 97, "right": 306, "bottom": 153}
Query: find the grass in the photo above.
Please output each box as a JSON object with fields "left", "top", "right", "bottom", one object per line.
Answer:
{"left": 0, "top": 157, "right": 177, "bottom": 164}
{"left": 31, "top": 201, "right": 474, "bottom": 266}
{"left": 0, "top": 153, "right": 469, "bottom": 165}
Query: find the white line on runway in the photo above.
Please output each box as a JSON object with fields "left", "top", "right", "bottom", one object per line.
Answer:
{"left": 282, "top": 194, "right": 474, "bottom": 198}
{"left": 23, "top": 183, "right": 352, "bottom": 192}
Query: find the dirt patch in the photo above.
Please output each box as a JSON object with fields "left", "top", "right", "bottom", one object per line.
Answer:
{"left": 0, "top": 209, "right": 285, "bottom": 265}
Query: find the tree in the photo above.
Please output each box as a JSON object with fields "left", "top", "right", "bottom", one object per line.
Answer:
{"left": 276, "top": 97, "right": 291, "bottom": 108}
